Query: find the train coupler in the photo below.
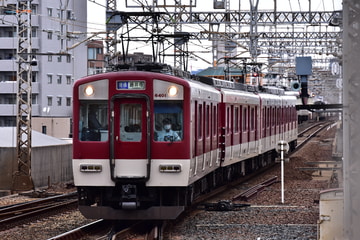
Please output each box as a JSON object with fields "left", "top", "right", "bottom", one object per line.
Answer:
{"left": 120, "top": 184, "right": 139, "bottom": 209}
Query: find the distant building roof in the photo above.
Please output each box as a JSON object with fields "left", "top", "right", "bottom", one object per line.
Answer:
{"left": 0, "top": 127, "right": 70, "bottom": 148}
{"left": 196, "top": 66, "right": 244, "bottom": 77}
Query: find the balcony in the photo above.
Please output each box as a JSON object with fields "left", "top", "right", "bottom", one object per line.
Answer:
{"left": 0, "top": 38, "right": 17, "bottom": 49}
{"left": 0, "top": 81, "right": 16, "bottom": 93}
{"left": 0, "top": 59, "right": 16, "bottom": 71}
{"left": 0, "top": 104, "right": 16, "bottom": 116}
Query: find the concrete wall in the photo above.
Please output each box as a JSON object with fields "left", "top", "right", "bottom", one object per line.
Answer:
{"left": 32, "top": 117, "right": 72, "bottom": 139}
{"left": 0, "top": 144, "right": 73, "bottom": 190}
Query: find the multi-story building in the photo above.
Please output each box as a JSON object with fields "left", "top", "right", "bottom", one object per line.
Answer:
{"left": 0, "top": 1, "right": 88, "bottom": 138}
{"left": 87, "top": 40, "right": 105, "bottom": 75}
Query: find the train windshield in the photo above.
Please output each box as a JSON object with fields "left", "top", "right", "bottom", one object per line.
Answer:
{"left": 154, "top": 100, "right": 183, "bottom": 142}
{"left": 79, "top": 101, "right": 108, "bottom": 141}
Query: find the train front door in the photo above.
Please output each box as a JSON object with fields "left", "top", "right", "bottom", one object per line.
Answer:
{"left": 110, "top": 95, "right": 150, "bottom": 181}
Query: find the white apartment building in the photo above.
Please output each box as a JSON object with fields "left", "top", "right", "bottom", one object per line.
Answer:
{"left": 0, "top": 0, "right": 88, "bottom": 138}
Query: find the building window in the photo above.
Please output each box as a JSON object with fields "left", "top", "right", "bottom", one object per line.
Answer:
{"left": 32, "top": 94, "right": 38, "bottom": 104}
{"left": 47, "top": 8, "right": 52, "bottom": 16}
{"left": 67, "top": 10, "right": 73, "bottom": 20}
{"left": 57, "top": 56, "right": 62, "bottom": 62}
{"left": 66, "top": 54, "right": 71, "bottom": 63}
{"left": 66, "top": 97, "right": 71, "bottom": 106}
{"left": 32, "top": 27, "right": 37, "bottom": 37}
{"left": 88, "top": 48, "right": 101, "bottom": 60}
{"left": 42, "top": 126, "right": 47, "bottom": 134}
{"left": 47, "top": 74, "right": 52, "bottom": 84}
{"left": 32, "top": 72, "right": 37, "bottom": 82}
{"left": 48, "top": 55, "right": 52, "bottom": 62}
{"left": 66, "top": 76, "right": 71, "bottom": 85}
{"left": 47, "top": 96, "right": 53, "bottom": 106}
{"left": 47, "top": 32, "right": 52, "bottom": 39}
{"left": 31, "top": 4, "right": 38, "bottom": 14}
{"left": 57, "top": 75, "right": 62, "bottom": 84}
{"left": 57, "top": 97, "right": 62, "bottom": 106}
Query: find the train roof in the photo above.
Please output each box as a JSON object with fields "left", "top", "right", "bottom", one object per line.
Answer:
{"left": 84, "top": 63, "right": 292, "bottom": 98}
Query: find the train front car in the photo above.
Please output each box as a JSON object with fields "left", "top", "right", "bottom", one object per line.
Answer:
{"left": 72, "top": 71, "right": 192, "bottom": 220}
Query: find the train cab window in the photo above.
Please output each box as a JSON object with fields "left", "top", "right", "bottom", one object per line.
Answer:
{"left": 120, "top": 103, "right": 142, "bottom": 142}
{"left": 154, "top": 101, "right": 183, "bottom": 142}
{"left": 79, "top": 101, "right": 108, "bottom": 141}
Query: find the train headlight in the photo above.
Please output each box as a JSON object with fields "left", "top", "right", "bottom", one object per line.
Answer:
{"left": 168, "top": 86, "right": 178, "bottom": 97}
{"left": 80, "top": 164, "right": 102, "bottom": 172}
{"left": 159, "top": 164, "right": 182, "bottom": 173}
{"left": 84, "top": 85, "right": 95, "bottom": 97}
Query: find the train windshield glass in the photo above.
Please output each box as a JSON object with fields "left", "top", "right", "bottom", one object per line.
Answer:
{"left": 79, "top": 101, "right": 108, "bottom": 141}
{"left": 154, "top": 101, "right": 183, "bottom": 142}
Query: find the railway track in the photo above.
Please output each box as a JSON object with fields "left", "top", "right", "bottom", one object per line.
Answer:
{"left": 0, "top": 192, "right": 77, "bottom": 229}
{"left": 48, "top": 121, "right": 335, "bottom": 240}
{"left": 295, "top": 120, "right": 334, "bottom": 152}
{"left": 229, "top": 120, "right": 336, "bottom": 202}
{"left": 160, "top": 120, "right": 338, "bottom": 239}
{"left": 48, "top": 219, "right": 163, "bottom": 240}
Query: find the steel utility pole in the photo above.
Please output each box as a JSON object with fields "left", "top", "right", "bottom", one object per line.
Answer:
{"left": 105, "top": 0, "right": 118, "bottom": 70}
{"left": 12, "top": 0, "right": 34, "bottom": 191}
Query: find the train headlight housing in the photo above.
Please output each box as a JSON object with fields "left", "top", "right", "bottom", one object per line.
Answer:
{"left": 80, "top": 164, "right": 102, "bottom": 172}
{"left": 84, "top": 85, "right": 95, "bottom": 97}
{"left": 168, "top": 86, "right": 178, "bottom": 97}
{"left": 159, "top": 164, "right": 182, "bottom": 173}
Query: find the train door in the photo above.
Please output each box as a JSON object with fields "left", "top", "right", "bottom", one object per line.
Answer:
{"left": 241, "top": 105, "right": 249, "bottom": 154}
{"left": 110, "top": 95, "right": 150, "bottom": 181}
{"left": 194, "top": 101, "right": 204, "bottom": 174}
{"left": 203, "top": 104, "right": 211, "bottom": 170}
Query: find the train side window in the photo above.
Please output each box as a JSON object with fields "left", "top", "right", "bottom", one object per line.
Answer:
{"left": 198, "top": 104, "right": 203, "bottom": 139}
{"left": 120, "top": 103, "right": 142, "bottom": 142}
{"left": 234, "top": 107, "right": 239, "bottom": 133}
{"left": 206, "top": 104, "right": 210, "bottom": 137}
{"left": 242, "top": 106, "right": 248, "bottom": 132}
{"left": 154, "top": 100, "right": 183, "bottom": 142}
{"left": 250, "top": 107, "right": 255, "bottom": 131}
{"left": 213, "top": 105, "right": 217, "bottom": 137}
{"left": 79, "top": 101, "right": 108, "bottom": 141}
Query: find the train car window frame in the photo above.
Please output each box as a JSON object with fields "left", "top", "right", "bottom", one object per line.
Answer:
{"left": 153, "top": 100, "right": 183, "bottom": 142}
{"left": 262, "top": 107, "right": 266, "bottom": 136}
{"left": 226, "top": 106, "right": 230, "bottom": 134}
{"left": 198, "top": 103, "right": 203, "bottom": 140}
{"left": 234, "top": 106, "right": 239, "bottom": 133}
{"left": 250, "top": 107, "right": 255, "bottom": 131}
{"left": 119, "top": 103, "right": 143, "bottom": 142}
{"left": 206, "top": 104, "right": 210, "bottom": 138}
{"left": 79, "top": 100, "right": 108, "bottom": 142}
{"left": 243, "top": 106, "right": 248, "bottom": 132}
{"left": 213, "top": 105, "right": 217, "bottom": 137}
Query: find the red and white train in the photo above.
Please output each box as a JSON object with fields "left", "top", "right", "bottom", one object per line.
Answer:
{"left": 72, "top": 64, "right": 297, "bottom": 220}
